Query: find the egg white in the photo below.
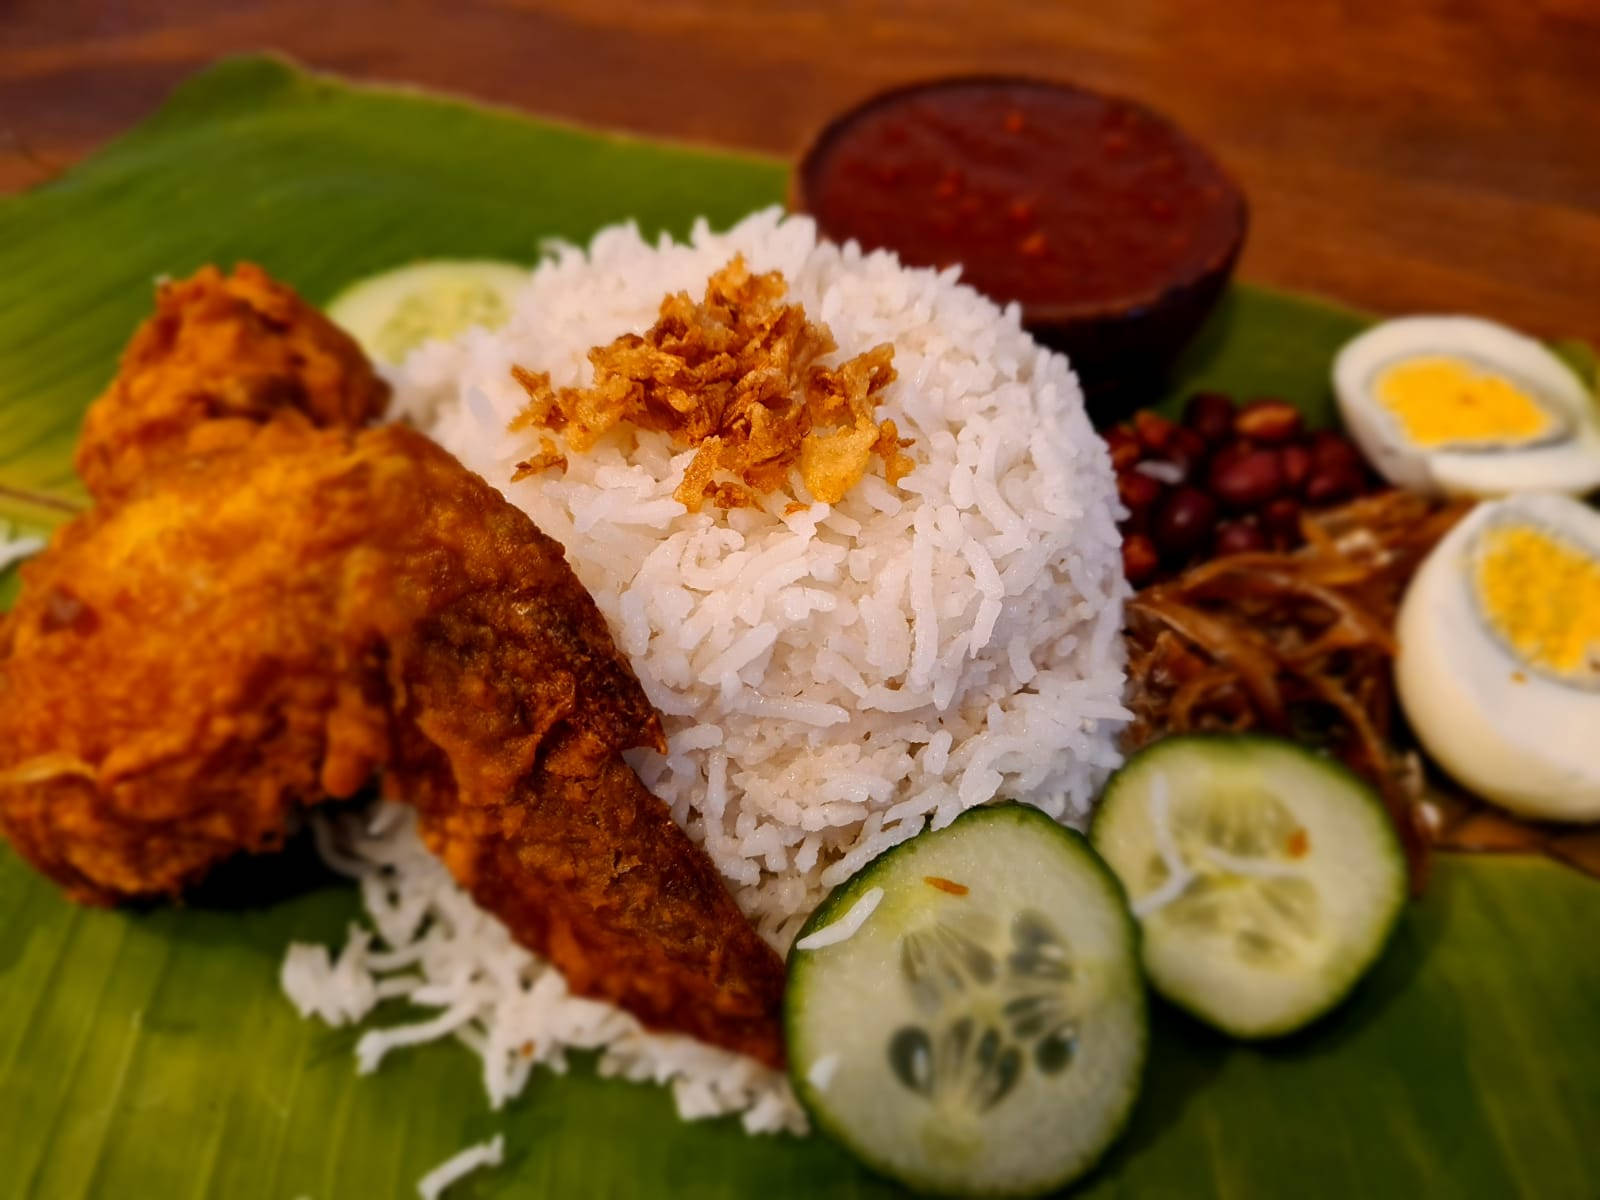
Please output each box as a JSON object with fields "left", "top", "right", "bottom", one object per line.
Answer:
{"left": 1334, "top": 316, "right": 1600, "bottom": 497}
{"left": 1396, "top": 492, "right": 1600, "bottom": 821}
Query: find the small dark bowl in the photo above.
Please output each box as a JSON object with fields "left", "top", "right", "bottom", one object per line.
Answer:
{"left": 1025, "top": 231, "right": 1245, "bottom": 428}
{"left": 793, "top": 76, "right": 1248, "bottom": 427}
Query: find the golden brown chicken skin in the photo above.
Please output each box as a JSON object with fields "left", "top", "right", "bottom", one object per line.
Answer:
{"left": 75, "top": 263, "right": 390, "bottom": 503}
{"left": 0, "top": 270, "right": 785, "bottom": 1067}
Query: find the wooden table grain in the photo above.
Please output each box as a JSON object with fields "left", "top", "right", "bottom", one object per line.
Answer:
{"left": 4, "top": 0, "right": 1598, "bottom": 345}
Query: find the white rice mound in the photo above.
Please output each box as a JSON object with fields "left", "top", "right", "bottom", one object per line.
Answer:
{"left": 283, "top": 207, "right": 1129, "bottom": 1140}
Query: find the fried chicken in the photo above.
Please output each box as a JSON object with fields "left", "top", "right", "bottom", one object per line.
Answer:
{"left": 0, "top": 267, "right": 785, "bottom": 1067}
{"left": 75, "top": 264, "right": 390, "bottom": 503}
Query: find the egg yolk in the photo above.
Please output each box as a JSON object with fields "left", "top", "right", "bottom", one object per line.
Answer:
{"left": 1474, "top": 522, "right": 1600, "bottom": 685}
{"left": 1376, "top": 356, "right": 1557, "bottom": 449}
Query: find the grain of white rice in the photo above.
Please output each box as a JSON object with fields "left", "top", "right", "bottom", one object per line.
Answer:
{"left": 284, "top": 208, "right": 1128, "bottom": 1165}
{"left": 281, "top": 931, "right": 378, "bottom": 1026}
{"left": 1133, "top": 459, "right": 1186, "bottom": 485}
{"left": 806, "top": 1053, "right": 841, "bottom": 1092}
{"left": 417, "top": 1135, "right": 504, "bottom": 1200}
{"left": 793, "top": 886, "right": 885, "bottom": 951}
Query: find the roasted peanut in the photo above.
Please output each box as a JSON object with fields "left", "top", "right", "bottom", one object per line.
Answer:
{"left": 1213, "top": 518, "right": 1267, "bottom": 556}
{"left": 1281, "top": 443, "right": 1312, "bottom": 494}
{"left": 1168, "top": 426, "right": 1209, "bottom": 478}
{"left": 1134, "top": 409, "right": 1178, "bottom": 454}
{"left": 1117, "top": 469, "right": 1164, "bottom": 514}
{"left": 1233, "top": 398, "right": 1303, "bottom": 443}
{"left": 1153, "top": 486, "right": 1218, "bottom": 558}
{"left": 1181, "top": 391, "right": 1235, "bottom": 444}
{"left": 1309, "top": 430, "right": 1363, "bottom": 474}
{"left": 1122, "top": 533, "right": 1160, "bottom": 584}
{"left": 1260, "top": 497, "right": 1302, "bottom": 548}
{"left": 1105, "top": 424, "right": 1142, "bottom": 471}
{"left": 1117, "top": 393, "right": 1377, "bottom": 585}
{"left": 1304, "top": 464, "right": 1363, "bottom": 505}
{"left": 1208, "top": 444, "right": 1284, "bottom": 510}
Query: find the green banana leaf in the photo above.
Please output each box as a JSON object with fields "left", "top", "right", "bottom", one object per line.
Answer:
{"left": 0, "top": 55, "right": 1595, "bottom": 1200}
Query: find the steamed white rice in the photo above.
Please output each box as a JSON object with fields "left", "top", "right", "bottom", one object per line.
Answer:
{"left": 283, "top": 207, "right": 1129, "bottom": 1144}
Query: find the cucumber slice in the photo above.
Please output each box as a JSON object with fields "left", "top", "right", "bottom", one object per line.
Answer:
{"left": 1090, "top": 734, "right": 1405, "bottom": 1039}
{"left": 785, "top": 804, "right": 1146, "bottom": 1198}
{"left": 326, "top": 259, "right": 529, "bottom": 364}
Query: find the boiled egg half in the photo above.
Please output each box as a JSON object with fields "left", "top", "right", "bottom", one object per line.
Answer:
{"left": 1396, "top": 492, "right": 1600, "bottom": 821}
{"left": 1334, "top": 316, "right": 1600, "bottom": 497}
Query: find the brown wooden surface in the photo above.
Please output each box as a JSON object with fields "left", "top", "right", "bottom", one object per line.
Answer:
{"left": 3, "top": 0, "right": 1598, "bottom": 344}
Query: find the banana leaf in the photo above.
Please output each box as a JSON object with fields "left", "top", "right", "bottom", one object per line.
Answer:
{"left": 0, "top": 55, "right": 1595, "bottom": 1199}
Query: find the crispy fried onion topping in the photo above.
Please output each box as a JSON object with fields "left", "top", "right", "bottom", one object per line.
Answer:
{"left": 509, "top": 255, "right": 910, "bottom": 510}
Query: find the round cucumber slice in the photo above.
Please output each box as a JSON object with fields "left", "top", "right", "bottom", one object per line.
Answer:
{"left": 785, "top": 804, "right": 1146, "bottom": 1198}
{"left": 326, "top": 259, "right": 529, "bottom": 364}
{"left": 1090, "top": 734, "right": 1406, "bottom": 1039}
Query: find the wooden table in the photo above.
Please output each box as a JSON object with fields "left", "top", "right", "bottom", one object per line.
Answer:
{"left": 5, "top": 0, "right": 1598, "bottom": 345}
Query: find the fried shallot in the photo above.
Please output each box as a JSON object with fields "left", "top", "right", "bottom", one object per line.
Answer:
{"left": 509, "top": 255, "right": 910, "bottom": 509}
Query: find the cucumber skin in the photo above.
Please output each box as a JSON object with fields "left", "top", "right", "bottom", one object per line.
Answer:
{"left": 784, "top": 802, "right": 1149, "bottom": 1199}
{"left": 1088, "top": 733, "right": 1408, "bottom": 1041}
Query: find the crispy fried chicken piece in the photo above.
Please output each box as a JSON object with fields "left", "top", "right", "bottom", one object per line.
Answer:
{"left": 75, "top": 264, "right": 390, "bottom": 503}
{"left": 0, "top": 270, "right": 785, "bottom": 1066}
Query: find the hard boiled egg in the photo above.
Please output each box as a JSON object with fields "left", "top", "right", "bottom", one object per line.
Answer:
{"left": 1334, "top": 316, "right": 1600, "bottom": 497}
{"left": 1396, "top": 492, "right": 1600, "bottom": 821}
